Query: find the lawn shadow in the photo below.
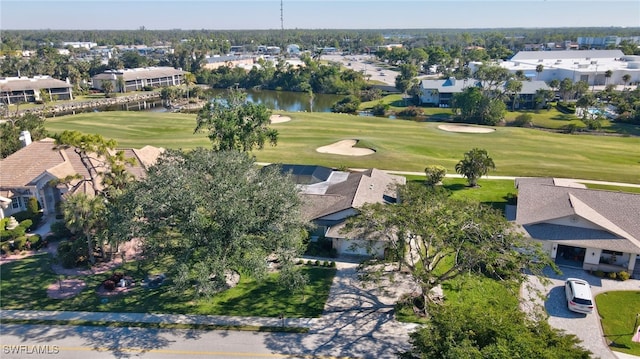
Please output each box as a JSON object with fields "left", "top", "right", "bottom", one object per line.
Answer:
{"left": 260, "top": 265, "right": 412, "bottom": 358}
{"left": 551, "top": 114, "right": 578, "bottom": 121}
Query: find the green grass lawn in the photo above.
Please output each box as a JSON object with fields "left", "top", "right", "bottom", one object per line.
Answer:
{"left": 0, "top": 254, "right": 335, "bottom": 318}
{"left": 45, "top": 110, "right": 640, "bottom": 184}
{"left": 595, "top": 291, "right": 640, "bottom": 356}
{"left": 405, "top": 177, "right": 516, "bottom": 211}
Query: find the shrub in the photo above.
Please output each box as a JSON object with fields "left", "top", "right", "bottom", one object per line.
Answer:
{"left": 513, "top": 113, "right": 533, "bottom": 127}
{"left": 0, "top": 218, "right": 8, "bottom": 232}
{"left": 556, "top": 102, "right": 576, "bottom": 114}
{"left": 330, "top": 261, "right": 336, "bottom": 268}
{"left": 314, "top": 260, "right": 320, "bottom": 266}
{"left": 371, "top": 101, "right": 389, "bottom": 116}
{"left": 19, "top": 219, "right": 33, "bottom": 231}
{"left": 51, "top": 221, "right": 73, "bottom": 239}
{"left": 424, "top": 165, "right": 447, "bottom": 186}
{"left": 323, "top": 261, "right": 330, "bottom": 267}
{"left": 331, "top": 95, "right": 361, "bottom": 113}
{"left": 142, "top": 85, "right": 154, "bottom": 91}
{"left": 607, "top": 272, "right": 617, "bottom": 280}
{"left": 103, "top": 280, "right": 116, "bottom": 291}
{"left": 297, "top": 259, "right": 304, "bottom": 265}
{"left": 563, "top": 123, "right": 580, "bottom": 134}
{"left": 594, "top": 270, "right": 605, "bottom": 278}
{"left": 27, "top": 197, "right": 40, "bottom": 216}
{"left": 398, "top": 106, "right": 424, "bottom": 118}
{"left": 505, "top": 192, "right": 518, "bottom": 205}
{"left": 57, "top": 240, "right": 88, "bottom": 268}
{"left": 617, "top": 271, "right": 631, "bottom": 281}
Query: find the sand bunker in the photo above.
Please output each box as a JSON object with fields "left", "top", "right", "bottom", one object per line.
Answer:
{"left": 316, "top": 139, "right": 375, "bottom": 156}
{"left": 270, "top": 114, "right": 292, "bottom": 123}
{"left": 437, "top": 124, "right": 495, "bottom": 133}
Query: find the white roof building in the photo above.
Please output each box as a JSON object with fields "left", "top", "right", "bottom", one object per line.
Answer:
{"left": 474, "top": 50, "right": 640, "bottom": 88}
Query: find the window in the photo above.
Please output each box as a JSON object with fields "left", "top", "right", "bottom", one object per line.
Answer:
{"left": 11, "top": 197, "right": 22, "bottom": 209}
{"left": 602, "top": 249, "right": 623, "bottom": 256}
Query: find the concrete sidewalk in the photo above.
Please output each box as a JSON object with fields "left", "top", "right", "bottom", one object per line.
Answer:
{"left": 0, "top": 309, "right": 316, "bottom": 329}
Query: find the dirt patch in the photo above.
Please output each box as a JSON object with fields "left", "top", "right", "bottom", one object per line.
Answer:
{"left": 47, "top": 279, "right": 86, "bottom": 299}
{"left": 270, "top": 114, "right": 292, "bottom": 123}
{"left": 437, "top": 124, "right": 496, "bottom": 133}
{"left": 316, "top": 139, "right": 375, "bottom": 156}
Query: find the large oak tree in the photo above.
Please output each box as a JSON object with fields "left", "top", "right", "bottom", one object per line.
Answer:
{"left": 344, "top": 183, "right": 549, "bottom": 314}
{"left": 116, "top": 149, "right": 307, "bottom": 296}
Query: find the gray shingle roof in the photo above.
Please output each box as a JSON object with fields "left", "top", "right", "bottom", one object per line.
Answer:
{"left": 516, "top": 178, "right": 640, "bottom": 251}
{"left": 0, "top": 76, "right": 72, "bottom": 92}
{"left": 282, "top": 166, "right": 405, "bottom": 221}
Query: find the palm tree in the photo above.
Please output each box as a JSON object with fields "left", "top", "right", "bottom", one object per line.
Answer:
{"left": 535, "top": 64, "right": 544, "bottom": 80}
{"left": 622, "top": 74, "right": 631, "bottom": 90}
{"left": 455, "top": 148, "right": 495, "bottom": 187}
{"left": 604, "top": 70, "right": 612, "bottom": 87}
{"left": 184, "top": 72, "right": 196, "bottom": 100}
{"left": 505, "top": 79, "right": 523, "bottom": 110}
{"left": 62, "top": 193, "right": 106, "bottom": 265}
{"left": 101, "top": 80, "right": 114, "bottom": 98}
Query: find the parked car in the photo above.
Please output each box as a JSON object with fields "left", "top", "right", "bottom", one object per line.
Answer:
{"left": 565, "top": 278, "right": 594, "bottom": 314}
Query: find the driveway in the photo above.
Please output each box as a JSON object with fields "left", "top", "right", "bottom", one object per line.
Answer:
{"left": 522, "top": 266, "right": 640, "bottom": 359}
{"left": 302, "top": 259, "right": 420, "bottom": 358}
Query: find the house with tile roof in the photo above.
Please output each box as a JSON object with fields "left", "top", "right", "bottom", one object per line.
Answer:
{"left": 514, "top": 178, "right": 640, "bottom": 274}
{"left": 277, "top": 164, "right": 406, "bottom": 257}
{"left": 0, "top": 137, "right": 163, "bottom": 220}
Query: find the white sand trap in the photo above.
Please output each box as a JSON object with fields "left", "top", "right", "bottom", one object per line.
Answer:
{"left": 270, "top": 114, "right": 292, "bottom": 123}
{"left": 438, "top": 124, "right": 495, "bottom": 133}
{"left": 316, "top": 139, "right": 375, "bottom": 156}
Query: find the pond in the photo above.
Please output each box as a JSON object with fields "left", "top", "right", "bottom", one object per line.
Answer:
{"left": 208, "top": 88, "right": 345, "bottom": 113}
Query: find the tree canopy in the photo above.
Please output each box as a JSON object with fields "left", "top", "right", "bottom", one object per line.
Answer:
{"left": 403, "top": 275, "right": 591, "bottom": 359}
{"left": 115, "top": 149, "right": 308, "bottom": 296}
{"left": 344, "top": 183, "right": 548, "bottom": 313}
{"left": 455, "top": 148, "right": 496, "bottom": 187}
{"left": 194, "top": 89, "right": 278, "bottom": 152}
{"left": 0, "top": 113, "right": 47, "bottom": 158}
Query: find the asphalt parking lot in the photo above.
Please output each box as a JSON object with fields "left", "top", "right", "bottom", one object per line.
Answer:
{"left": 323, "top": 54, "right": 398, "bottom": 85}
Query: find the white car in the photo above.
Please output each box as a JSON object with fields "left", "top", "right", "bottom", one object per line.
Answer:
{"left": 565, "top": 278, "right": 594, "bottom": 314}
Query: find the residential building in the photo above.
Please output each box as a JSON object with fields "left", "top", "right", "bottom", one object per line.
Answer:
{"left": 514, "top": 178, "right": 640, "bottom": 275}
{"left": 276, "top": 165, "right": 405, "bottom": 257}
{"left": 483, "top": 49, "right": 640, "bottom": 87}
{"left": 0, "top": 76, "right": 73, "bottom": 105}
{"left": 418, "top": 77, "right": 550, "bottom": 109}
{"left": 0, "top": 136, "right": 163, "bottom": 220}
{"left": 91, "top": 67, "right": 185, "bottom": 92}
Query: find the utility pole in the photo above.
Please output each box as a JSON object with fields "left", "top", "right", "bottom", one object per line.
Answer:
{"left": 280, "top": 0, "right": 285, "bottom": 54}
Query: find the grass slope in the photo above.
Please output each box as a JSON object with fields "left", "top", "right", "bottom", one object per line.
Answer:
{"left": 45, "top": 111, "right": 640, "bottom": 183}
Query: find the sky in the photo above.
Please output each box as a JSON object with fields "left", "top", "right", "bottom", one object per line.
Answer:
{"left": 1, "top": 0, "right": 639, "bottom": 30}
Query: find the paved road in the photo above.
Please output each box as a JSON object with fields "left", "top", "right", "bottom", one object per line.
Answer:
{"left": 522, "top": 267, "right": 640, "bottom": 359}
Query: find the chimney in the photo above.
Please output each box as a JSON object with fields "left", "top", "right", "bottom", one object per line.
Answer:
{"left": 19, "top": 130, "right": 32, "bottom": 147}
